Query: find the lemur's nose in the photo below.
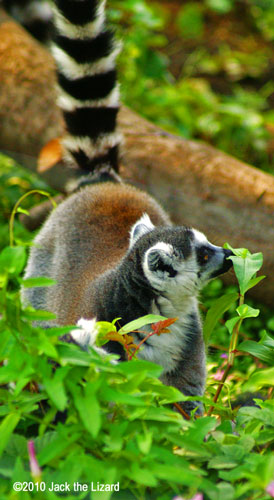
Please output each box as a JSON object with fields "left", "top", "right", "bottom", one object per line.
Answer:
{"left": 224, "top": 248, "right": 233, "bottom": 258}
{"left": 223, "top": 249, "right": 233, "bottom": 271}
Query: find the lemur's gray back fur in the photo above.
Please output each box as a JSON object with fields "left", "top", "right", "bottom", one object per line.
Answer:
{"left": 22, "top": 0, "right": 233, "bottom": 416}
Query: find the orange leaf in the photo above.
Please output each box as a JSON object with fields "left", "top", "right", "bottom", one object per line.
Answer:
{"left": 151, "top": 317, "right": 178, "bottom": 335}
{"left": 105, "top": 332, "right": 127, "bottom": 346}
{"left": 38, "top": 137, "right": 63, "bottom": 172}
{"left": 105, "top": 332, "right": 137, "bottom": 348}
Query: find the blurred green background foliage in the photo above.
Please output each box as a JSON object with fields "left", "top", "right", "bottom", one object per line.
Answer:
{"left": 109, "top": 0, "right": 274, "bottom": 173}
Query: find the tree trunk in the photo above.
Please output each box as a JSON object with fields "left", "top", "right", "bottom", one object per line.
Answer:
{"left": 0, "top": 11, "right": 273, "bottom": 305}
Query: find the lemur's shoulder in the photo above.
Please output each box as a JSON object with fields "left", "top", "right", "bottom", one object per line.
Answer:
{"left": 61, "top": 182, "right": 171, "bottom": 227}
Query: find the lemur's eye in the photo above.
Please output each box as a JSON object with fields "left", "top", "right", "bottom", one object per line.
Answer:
{"left": 197, "top": 246, "right": 212, "bottom": 265}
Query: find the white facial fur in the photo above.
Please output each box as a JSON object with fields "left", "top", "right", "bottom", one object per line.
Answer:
{"left": 192, "top": 229, "right": 208, "bottom": 244}
{"left": 143, "top": 241, "right": 199, "bottom": 297}
{"left": 129, "top": 214, "right": 200, "bottom": 297}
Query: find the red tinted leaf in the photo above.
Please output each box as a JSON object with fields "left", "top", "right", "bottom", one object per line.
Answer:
{"left": 151, "top": 317, "right": 178, "bottom": 335}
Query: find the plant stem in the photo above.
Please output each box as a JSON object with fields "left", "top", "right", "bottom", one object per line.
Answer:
{"left": 128, "top": 331, "right": 155, "bottom": 360}
{"left": 267, "top": 387, "right": 273, "bottom": 399}
{"left": 9, "top": 190, "right": 56, "bottom": 246}
{"left": 228, "top": 294, "right": 244, "bottom": 365}
{"left": 207, "top": 294, "right": 245, "bottom": 416}
{"left": 207, "top": 363, "right": 232, "bottom": 416}
{"left": 173, "top": 402, "right": 191, "bottom": 420}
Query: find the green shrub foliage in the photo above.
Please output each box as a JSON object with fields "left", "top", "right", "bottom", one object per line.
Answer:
{"left": 0, "top": 201, "right": 273, "bottom": 499}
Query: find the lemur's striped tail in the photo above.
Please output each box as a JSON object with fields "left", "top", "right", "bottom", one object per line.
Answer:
{"left": 52, "top": 0, "right": 121, "bottom": 173}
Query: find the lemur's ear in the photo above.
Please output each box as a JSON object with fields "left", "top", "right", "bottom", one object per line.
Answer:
{"left": 146, "top": 243, "right": 177, "bottom": 278}
{"left": 129, "top": 213, "right": 155, "bottom": 248}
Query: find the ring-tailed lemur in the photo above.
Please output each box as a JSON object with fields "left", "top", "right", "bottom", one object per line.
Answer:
{"left": 22, "top": 0, "right": 233, "bottom": 415}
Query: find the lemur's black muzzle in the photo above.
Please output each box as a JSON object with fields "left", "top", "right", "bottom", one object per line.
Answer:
{"left": 222, "top": 248, "right": 233, "bottom": 272}
{"left": 210, "top": 248, "right": 233, "bottom": 278}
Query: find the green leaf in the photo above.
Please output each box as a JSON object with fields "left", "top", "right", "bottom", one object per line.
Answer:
{"left": 0, "top": 246, "right": 26, "bottom": 275}
{"left": 34, "top": 431, "right": 57, "bottom": 456}
{"left": 219, "top": 465, "right": 249, "bottom": 482}
{"left": 222, "top": 444, "right": 246, "bottom": 461}
{"left": 58, "top": 344, "right": 96, "bottom": 367}
{"left": 243, "top": 367, "right": 274, "bottom": 391}
{"left": 238, "top": 435, "right": 255, "bottom": 452}
{"left": 238, "top": 340, "right": 274, "bottom": 365}
{"left": 0, "top": 413, "right": 21, "bottom": 458}
{"left": 238, "top": 406, "right": 274, "bottom": 427}
{"left": 130, "top": 463, "right": 157, "bottom": 487}
{"left": 0, "top": 455, "right": 15, "bottom": 478}
{"left": 168, "top": 433, "right": 211, "bottom": 458}
{"left": 252, "top": 429, "right": 274, "bottom": 445}
{"left": 12, "top": 457, "right": 31, "bottom": 483}
{"left": 224, "top": 243, "right": 250, "bottom": 258}
{"left": 70, "top": 383, "right": 101, "bottom": 438}
{"left": 22, "top": 309, "right": 56, "bottom": 321}
{"left": 21, "top": 277, "right": 57, "bottom": 288}
{"left": 136, "top": 431, "right": 153, "bottom": 455}
{"left": 151, "top": 462, "right": 200, "bottom": 484}
{"left": 203, "top": 292, "right": 238, "bottom": 342}
{"left": 208, "top": 456, "right": 239, "bottom": 469}
{"left": 47, "top": 325, "right": 80, "bottom": 337}
{"left": 0, "top": 330, "right": 13, "bottom": 360}
{"left": 244, "top": 275, "right": 265, "bottom": 292}
{"left": 91, "top": 468, "right": 117, "bottom": 500}
{"left": 37, "top": 432, "right": 80, "bottom": 466}
{"left": 96, "top": 319, "right": 119, "bottom": 346}
{"left": 186, "top": 416, "right": 217, "bottom": 443}
{"left": 4, "top": 433, "right": 27, "bottom": 459}
{"left": 16, "top": 207, "right": 30, "bottom": 216}
{"left": 140, "top": 407, "right": 182, "bottom": 423}
{"left": 44, "top": 367, "right": 70, "bottom": 411}
{"left": 144, "top": 380, "right": 184, "bottom": 405}
{"left": 225, "top": 316, "right": 240, "bottom": 334}
{"left": 228, "top": 252, "right": 263, "bottom": 295}
{"left": 117, "top": 359, "right": 162, "bottom": 378}
{"left": 119, "top": 314, "right": 167, "bottom": 335}
{"left": 236, "top": 304, "right": 260, "bottom": 319}
{"left": 215, "top": 481, "right": 235, "bottom": 500}
{"left": 260, "top": 331, "right": 274, "bottom": 349}
{"left": 36, "top": 331, "right": 58, "bottom": 358}
{"left": 102, "top": 387, "right": 147, "bottom": 406}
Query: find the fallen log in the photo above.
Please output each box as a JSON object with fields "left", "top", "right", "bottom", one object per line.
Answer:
{"left": 0, "top": 10, "right": 273, "bottom": 305}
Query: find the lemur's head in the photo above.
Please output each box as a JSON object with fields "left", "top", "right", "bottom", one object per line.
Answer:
{"left": 129, "top": 214, "right": 233, "bottom": 297}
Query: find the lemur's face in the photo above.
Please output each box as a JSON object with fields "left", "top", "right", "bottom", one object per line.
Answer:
{"left": 129, "top": 214, "right": 233, "bottom": 297}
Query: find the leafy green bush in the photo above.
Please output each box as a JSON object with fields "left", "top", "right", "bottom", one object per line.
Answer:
{"left": 0, "top": 209, "right": 273, "bottom": 499}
